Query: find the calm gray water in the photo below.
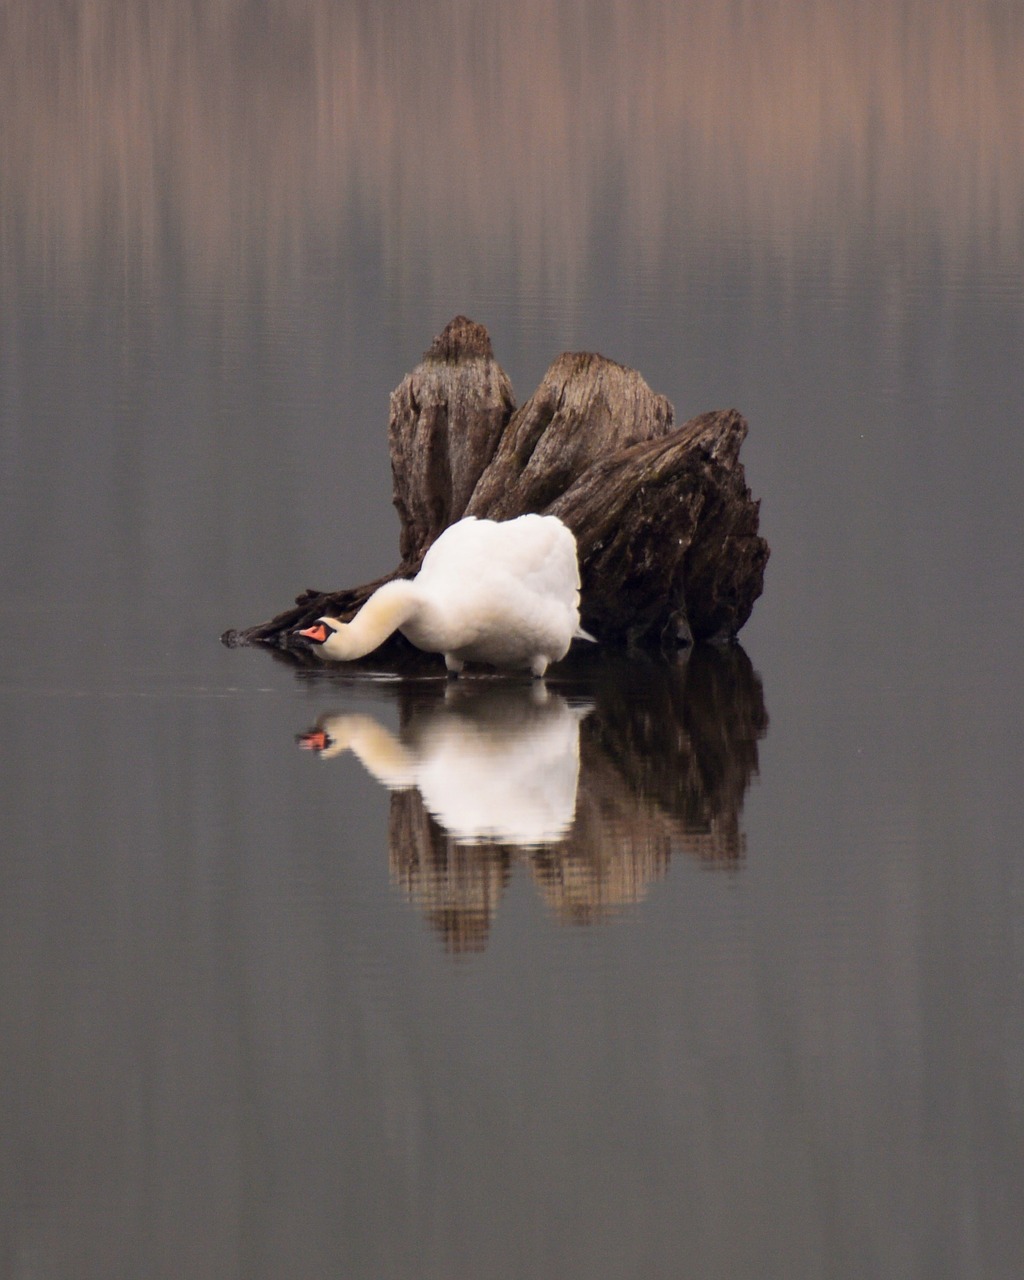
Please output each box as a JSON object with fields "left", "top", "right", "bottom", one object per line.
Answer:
{"left": 2, "top": 3, "right": 1023, "bottom": 1276}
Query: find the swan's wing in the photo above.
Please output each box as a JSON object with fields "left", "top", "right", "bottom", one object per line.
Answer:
{"left": 415, "top": 514, "right": 582, "bottom": 658}
{"left": 491, "top": 517, "right": 583, "bottom": 647}
{"left": 503, "top": 514, "right": 581, "bottom": 599}
{"left": 420, "top": 514, "right": 579, "bottom": 596}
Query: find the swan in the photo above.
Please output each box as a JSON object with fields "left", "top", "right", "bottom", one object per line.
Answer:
{"left": 297, "top": 513, "right": 592, "bottom": 676}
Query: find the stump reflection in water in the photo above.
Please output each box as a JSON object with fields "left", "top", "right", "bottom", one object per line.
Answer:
{"left": 298, "top": 645, "right": 767, "bottom": 953}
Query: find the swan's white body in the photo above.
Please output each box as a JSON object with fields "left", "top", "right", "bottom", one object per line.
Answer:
{"left": 301, "top": 514, "right": 589, "bottom": 676}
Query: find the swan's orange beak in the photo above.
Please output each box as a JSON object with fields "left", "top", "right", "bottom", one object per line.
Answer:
{"left": 298, "top": 623, "right": 329, "bottom": 644}
{"left": 296, "top": 729, "right": 330, "bottom": 752}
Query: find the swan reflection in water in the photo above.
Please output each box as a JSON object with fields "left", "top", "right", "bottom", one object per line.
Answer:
{"left": 298, "top": 684, "right": 589, "bottom": 847}
{"left": 297, "top": 646, "right": 768, "bottom": 952}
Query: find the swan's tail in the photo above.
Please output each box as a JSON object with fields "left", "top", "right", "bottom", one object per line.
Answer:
{"left": 574, "top": 625, "right": 598, "bottom": 644}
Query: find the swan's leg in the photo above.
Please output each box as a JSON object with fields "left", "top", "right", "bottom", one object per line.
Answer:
{"left": 444, "top": 653, "right": 464, "bottom": 678}
{"left": 530, "top": 655, "right": 549, "bottom": 678}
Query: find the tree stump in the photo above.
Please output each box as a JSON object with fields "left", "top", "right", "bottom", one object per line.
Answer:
{"left": 222, "top": 316, "right": 769, "bottom": 660}
{"left": 389, "top": 316, "right": 515, "bottom": 565}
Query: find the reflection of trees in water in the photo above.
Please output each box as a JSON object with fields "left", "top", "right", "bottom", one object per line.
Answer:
{"left": 5, "top": 3, "right": 1020, "bottom": 294}
{"left": 300, "top": 645, "right": 767, "bottom": 953}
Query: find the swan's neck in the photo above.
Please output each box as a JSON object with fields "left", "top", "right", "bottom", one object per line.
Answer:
{"left": 321, "top": 580, "right": 421, "bottom": 660}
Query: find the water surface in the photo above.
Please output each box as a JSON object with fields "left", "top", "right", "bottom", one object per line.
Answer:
{"left": 1, "top": 3, "right": 1022, "bottom": 1276}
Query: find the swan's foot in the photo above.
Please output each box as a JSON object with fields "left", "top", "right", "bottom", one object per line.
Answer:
{"left": 444, "top": 653, "right": 464, "bottom": 678}
{"left": 530, "top": 656, "right": 549, "bottom": 678}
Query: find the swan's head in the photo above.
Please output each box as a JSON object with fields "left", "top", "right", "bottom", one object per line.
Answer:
{"left": 293, "top": 586, "right": 418, "bottom": 662}
{"left": 297, "top": 617, "right": 340, "bottom": 647}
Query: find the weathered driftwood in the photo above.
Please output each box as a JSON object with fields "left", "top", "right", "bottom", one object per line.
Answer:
{"left": 389, "top": 318, "right": 515, "bottom": 565}
{"left": 222, "top": 315, "right": 768, "bottom": 660}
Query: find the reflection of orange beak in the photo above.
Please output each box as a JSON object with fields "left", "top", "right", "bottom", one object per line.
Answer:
{"left": 298, "top": 623, "right": 329, "bottom": 644}
{"left": 296, "top": 730, "right": 329, "bottom": 752}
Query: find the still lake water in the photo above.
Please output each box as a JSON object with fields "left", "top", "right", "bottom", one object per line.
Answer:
{"left": 2, "top": 2, "right": 1023, "bottom": 1276}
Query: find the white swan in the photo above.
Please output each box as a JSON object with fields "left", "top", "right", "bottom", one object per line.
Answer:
{"left": 298, "top": 513, "right": 592, "bottom": 676}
